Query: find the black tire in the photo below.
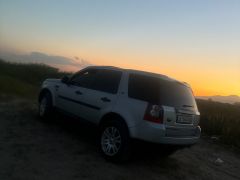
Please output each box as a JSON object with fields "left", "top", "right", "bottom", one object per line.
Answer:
{"left": 38, "top": 92, "right": 53, "bottom": 120}
{"left": 99, "top": 119, "right": 131, "bottom": 162}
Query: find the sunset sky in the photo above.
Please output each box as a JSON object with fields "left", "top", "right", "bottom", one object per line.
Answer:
{"left": 0, "top": 0, "right": 240, "bottom": 96}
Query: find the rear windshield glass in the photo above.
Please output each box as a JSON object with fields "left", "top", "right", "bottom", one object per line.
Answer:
{"left": 128, "top": 73, "right": 197, "bottom": 110}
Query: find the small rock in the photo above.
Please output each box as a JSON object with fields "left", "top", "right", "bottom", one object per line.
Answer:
{"left": 211, "top": 136, "right": 219, "bottom": 141}
{"left": 215, "top": 158, "right": 224, "bottom": 165}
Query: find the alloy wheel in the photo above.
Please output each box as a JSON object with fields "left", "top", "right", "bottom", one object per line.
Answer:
{"left": 101, "top": 126, "right": 122, "bottom": 156}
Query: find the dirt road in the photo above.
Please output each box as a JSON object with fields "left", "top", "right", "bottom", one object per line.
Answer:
{"left": 0, "top": 96, "right": 239, "bottom": 180}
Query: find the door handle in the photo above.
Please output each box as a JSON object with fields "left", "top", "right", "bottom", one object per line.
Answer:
{"left": 75, "top": 90, "right": 83, "bottom": 95}
{"left": 101, "top": 97, "right": 111, "bottom": 102}
{"left": 55, "top": 85, "right": 60, "bottom": 91}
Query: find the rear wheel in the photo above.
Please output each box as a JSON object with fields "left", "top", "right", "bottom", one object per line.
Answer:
{"left": 99, "top": 119, "right": 131, "bottom": 162}
{"left": 38, "top": 92, "right": 53, "bottom": 119}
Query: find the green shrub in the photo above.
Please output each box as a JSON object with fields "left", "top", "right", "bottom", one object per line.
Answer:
{"left": 0, "top": 59, "right": 72, "bottom": 99}
{"left": 0, "top": 75, "right": 38, "bottom": 98}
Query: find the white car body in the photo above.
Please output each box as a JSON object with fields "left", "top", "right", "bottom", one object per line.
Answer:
{"left": 40, "top": 66, "right": 201, "bottom": 145}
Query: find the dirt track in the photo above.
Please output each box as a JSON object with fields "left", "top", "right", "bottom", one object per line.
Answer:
{"left": 0, "top": 96, "right": 240, "bottom": 180}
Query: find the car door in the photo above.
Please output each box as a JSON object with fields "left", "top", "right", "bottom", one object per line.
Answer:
{"left": 55, "top": 68, "right": 97, "bottom": 117}
{"left": 55, "top": 81, "right": 80, "bottom": 115}
{"left": 74, "top": 69, "right": 123, "bottom": 124}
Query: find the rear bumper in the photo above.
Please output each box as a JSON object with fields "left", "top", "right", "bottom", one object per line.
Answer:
{"left": 129, "top": 121, "right": 201, "bottom": 145}
{"left": 150, "top": 136, "right": 200, "bottom": 145}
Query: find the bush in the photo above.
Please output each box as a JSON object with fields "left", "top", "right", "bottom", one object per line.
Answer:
{"left": 197, "top": 99, "right": 240, "bottom": 147}
{"left": 0, "top": 59, "right": 71, "bottom": 98}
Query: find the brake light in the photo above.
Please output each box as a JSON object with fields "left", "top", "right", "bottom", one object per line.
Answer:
{"left": 144, "top": 104, "right": 164, "bottom": 123}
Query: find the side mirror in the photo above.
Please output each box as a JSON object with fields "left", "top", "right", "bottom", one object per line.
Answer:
{"left": 61, "top": 75, "right": 70, "bottom": 84}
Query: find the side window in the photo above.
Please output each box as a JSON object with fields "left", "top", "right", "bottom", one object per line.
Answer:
{"left": 92, "top": 69, "right": 122, "bottom": 94}
{"left": 128, "top": 74, "right": 160, "bottom": 104}
{"left": 70, "top": 69, "right": 98, "bottom": 88}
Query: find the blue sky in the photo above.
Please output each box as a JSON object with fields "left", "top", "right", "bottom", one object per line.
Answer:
{"left": 0, "top": 0, "right": 240, "bottom": 95}
{"left": 1, "top": 0, "right": 240, "bottom": 53}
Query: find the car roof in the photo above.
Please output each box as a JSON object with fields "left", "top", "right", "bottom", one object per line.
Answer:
{"left": 85, "top": 65, "right": 190, "bottom": 87}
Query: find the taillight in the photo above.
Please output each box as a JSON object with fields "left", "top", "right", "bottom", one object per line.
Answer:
{"left": 144, "top": 104, "right": 164, "bottom": 123}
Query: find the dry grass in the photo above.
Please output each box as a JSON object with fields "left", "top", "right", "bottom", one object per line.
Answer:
{"left": 197, "top": 99, "right": 240, "bottom": 148}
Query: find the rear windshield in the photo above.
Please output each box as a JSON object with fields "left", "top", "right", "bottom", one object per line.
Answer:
{"left": 128, "top": 73, "right": 197, "bottom": 110}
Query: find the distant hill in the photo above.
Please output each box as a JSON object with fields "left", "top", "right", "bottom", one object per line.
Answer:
{"left": 196, "top": 95, "right": 240, "bottom": 104}
{"left": 0, "top": 51, "right": 90, "bottom": 72}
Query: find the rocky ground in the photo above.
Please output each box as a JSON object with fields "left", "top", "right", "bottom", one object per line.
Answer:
{"left": 0, "top": 96, "right": 240, "bottom": 180}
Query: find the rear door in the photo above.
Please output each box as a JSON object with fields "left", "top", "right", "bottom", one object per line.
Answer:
{"left": 76, "top": 69, "right": 122, "bottom": 124}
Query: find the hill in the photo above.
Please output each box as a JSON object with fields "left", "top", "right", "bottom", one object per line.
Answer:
{"left": 197, "top": 95, "right": 240, "bottom": 104}
{"left": 0, "top": 59, "right": 70, "bottom": 98}
{"left": 0, "top": 51, "right": 90, "bottom": 72}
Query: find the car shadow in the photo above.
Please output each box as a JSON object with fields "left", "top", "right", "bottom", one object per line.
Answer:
{"left": 37, "top": 112, "right": 183, "bottom": 166}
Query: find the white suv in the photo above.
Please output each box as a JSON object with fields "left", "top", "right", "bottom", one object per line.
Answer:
{"left": 38, "top": 66, "right": 201, "bottom": 161}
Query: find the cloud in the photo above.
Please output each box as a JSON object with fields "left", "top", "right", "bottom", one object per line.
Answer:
{"left": 0, "top": 51, "right": 91, "bottom": 71}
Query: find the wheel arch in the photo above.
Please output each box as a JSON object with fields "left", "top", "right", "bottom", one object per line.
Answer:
{"left": 38, "top": 88, "right": 54, "bottom": 105}
{"left": 99, "top": 112, "right": 128, "bottom": 129}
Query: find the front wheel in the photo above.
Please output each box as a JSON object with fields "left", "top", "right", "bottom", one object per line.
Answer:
{"left": 99, "top": 119, "right": 131, "bottom": 162}
{"left": 38, "top": 92, "right": 53, "bottom": 119}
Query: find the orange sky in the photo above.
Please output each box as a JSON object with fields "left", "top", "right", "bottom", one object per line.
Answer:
{"left": 54, "top": 49, "right": 240, "bottom": 96}
{"left": 97, "top": 59, "right": 240, "bottom": 97}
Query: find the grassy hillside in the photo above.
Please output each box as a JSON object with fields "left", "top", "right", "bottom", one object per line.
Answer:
{"left": 0, "top": 59, "right": 70, "bottom": 98}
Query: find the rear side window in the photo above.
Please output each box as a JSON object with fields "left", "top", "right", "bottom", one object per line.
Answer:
{"left": 92, "top": 69, "right": 122, "bottom": 94}
{"left": 128, "top": 73, "right": 197, "bottom": 110}
{"left": 128, "top": 74, "right": 160, "bottom": 104}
